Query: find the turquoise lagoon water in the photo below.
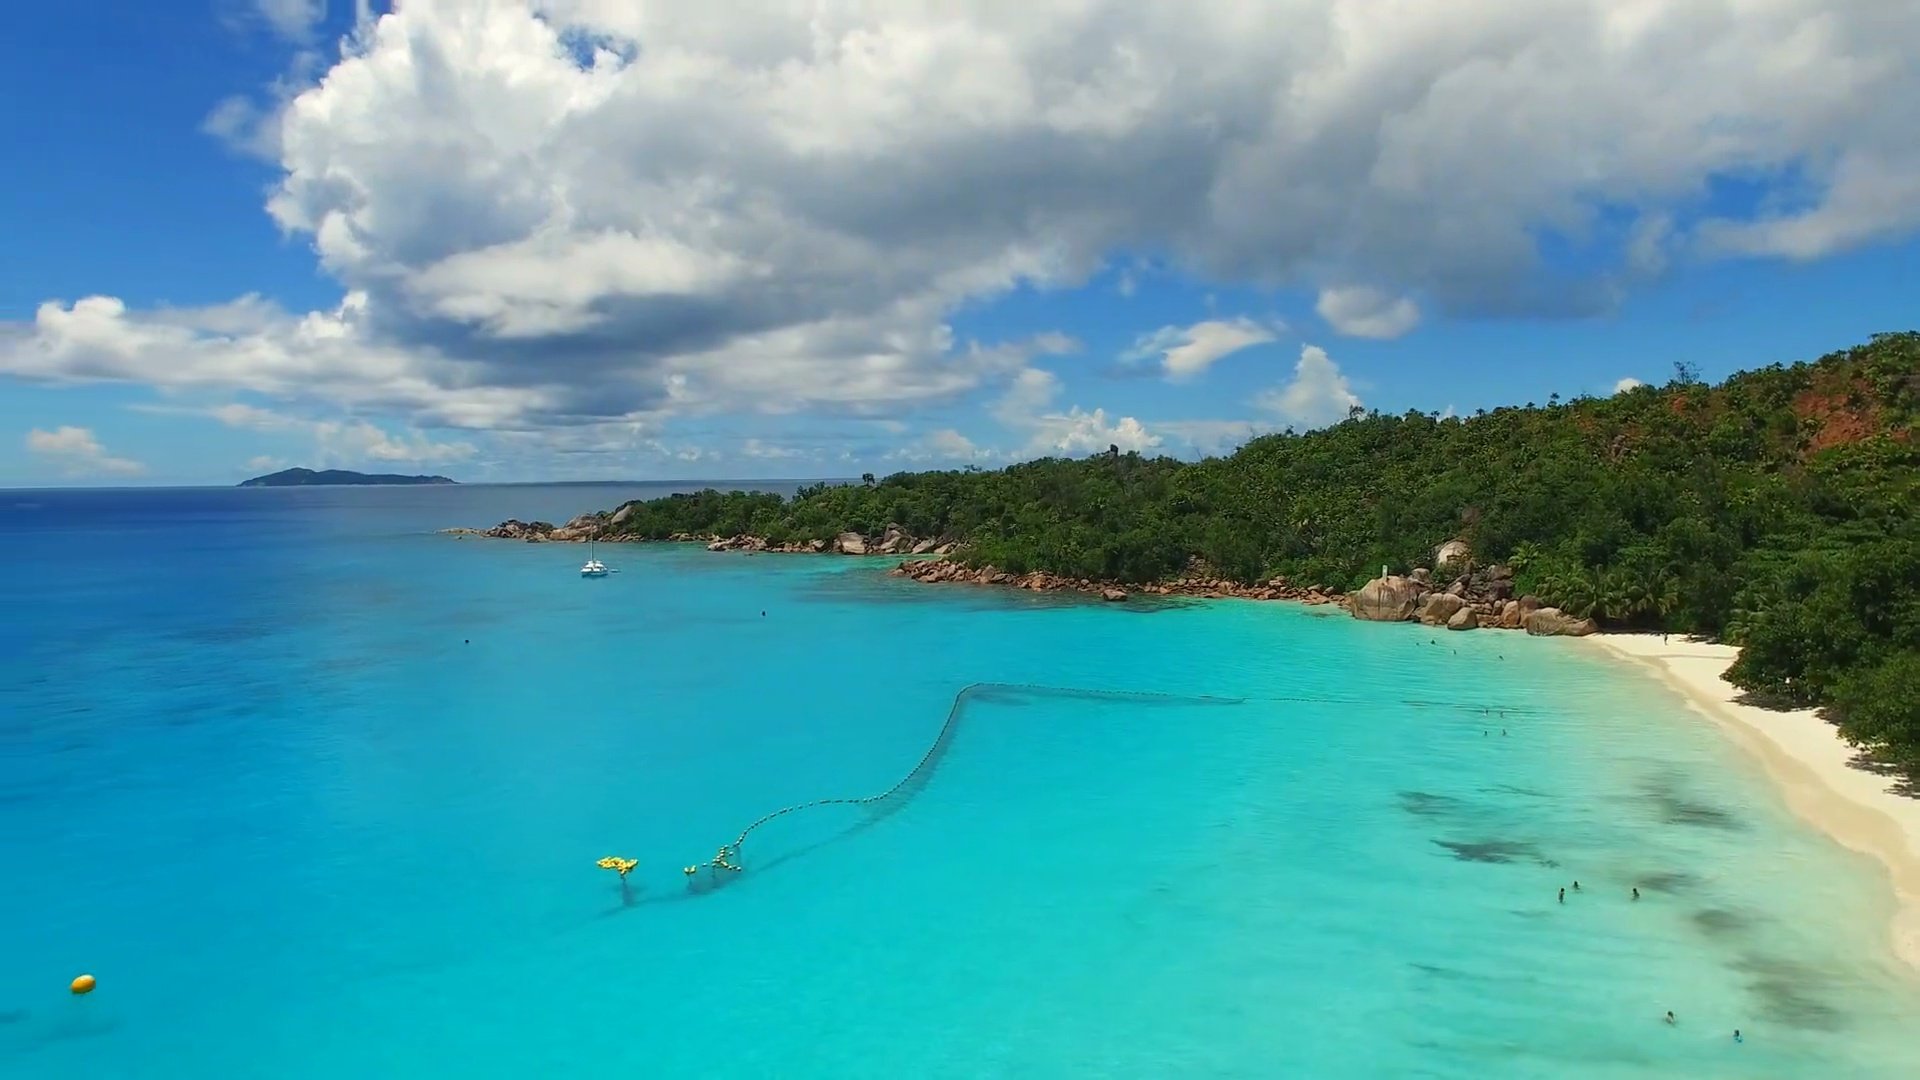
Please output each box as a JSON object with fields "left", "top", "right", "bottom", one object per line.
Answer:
{"left": 3, "top": 484, "right": 1919, "bottom": 1078}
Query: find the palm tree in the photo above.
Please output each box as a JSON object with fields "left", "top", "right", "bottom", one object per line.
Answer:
{"left": 1542, "top": 570, "right": 1599, "bottom": 619}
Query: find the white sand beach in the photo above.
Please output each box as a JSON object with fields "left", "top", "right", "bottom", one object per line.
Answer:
{"left": 1583, "top": 634, "right": 1920, "bottom": 972}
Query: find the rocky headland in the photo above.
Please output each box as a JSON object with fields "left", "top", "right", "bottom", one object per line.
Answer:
{"left": 894, "top": 548, "right": 1595, "bottom": 636}
{"left": 445, "top": 514, "right": 956, "bottom": 555}
{"left": 890, "top": 557, "right": 1345, "bottom": 607}
{"left": 450, "top": 514, "right": 1592, "bottom": 637}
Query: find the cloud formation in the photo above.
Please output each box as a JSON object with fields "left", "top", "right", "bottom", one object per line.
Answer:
{"left": 1258, "top": 345, "right": 1363, "bottom": 429}
{"left": 24, "top": 426, "right": 145, "bottom": 476}
{"left": 8, "top": 0, "right": 1920, "bottom": 463}
{"left": 993, "top": 368, "right": 1160, "bottom": 456}
{"left": 139, "top": 400, "right": 478, "bottom": 465}
{"left": 1123, "top": 318, "right": 1280, "bottom": 380}
{"left": 1613, "top": 377, "right": 1647, "bottom": 394}
{"left": 206, "top": 402, "right": 477, "bottom": 463}
{"left": 1315, "top": 287, "right": 1421, "bottom": 340}
{"left": 251, "top": 0, "right": 326, "bottom": 41}
{"left": 923, "top": 428, "right": 992, "bottom": 462}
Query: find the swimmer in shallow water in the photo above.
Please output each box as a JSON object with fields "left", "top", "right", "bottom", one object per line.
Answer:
{"left": 1558, "top": 888, "right": 1565, "bottom": 904}
{"left": 1665, "top": 1011, "right": 1676, "bottom": 1025}
{"left": 1632, "top": 887, "right": 1640, "bottom": 900}
{"left": 1733, "top": 1029, "right": 1743, "bottom": 1043}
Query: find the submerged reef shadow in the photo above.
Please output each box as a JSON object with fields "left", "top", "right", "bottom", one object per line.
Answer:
{"left": 1433, "top": 838, "right": 1559, "bottom": 868}
{"left": 1731, "top": 954, "right": 1848, "bottom": 1032}
{"left": 1409, "top": 961, "right": 1547, "bottom": 991}
{"left": 1638, "top": 774, "right": 1746, "bottom": 831}
{"left": 1689, "top": 907, "right": 1756, "bottom": 938}
{"left": 1399, "top": 790, "right": 1467, "bottom": 818}
{"left": 1487, "top": 783, "right": 1552, "bottom": 799}
{"left": 1634, "top": 869, "right": 1702, "bottom": 894}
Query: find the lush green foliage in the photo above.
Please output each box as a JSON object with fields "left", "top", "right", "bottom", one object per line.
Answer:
{"left": 608, "top": 333, "right": 1920, "bottom": 768}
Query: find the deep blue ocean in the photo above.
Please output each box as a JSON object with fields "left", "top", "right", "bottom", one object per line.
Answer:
{"left": 4, "top": 483, "right": 1919, "bottom": 1077}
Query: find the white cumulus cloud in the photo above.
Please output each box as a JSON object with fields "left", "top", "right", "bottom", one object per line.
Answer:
{"left": 149, "top": 400, "right": 478, "bottom": 465}
{"left": 315, "top": 419, "right": 476, "bottom": 464}
{"left": 1315, "top": 286, "right": 1421, "bottom": 340}
{"left": 990, "top": 366, "right": 1160, "bottom": 455}
{"left": 4, "top": 0, "right": 1919, "bottom": 465}
{"left": 1154, "top": 418, "right": 1271, "bottom": 455}
{"left": 889, "top": 427, "right": 999, "bottom": 464}
{"left": 251, "top": 0, "right": 326, "bottom": 41}
{"left": 1257, "top": 345, "right": 1363, "bottom": 429}
{"left": 1123, "top": 317, "right": 1279, "bottom": 380}
{"left": 24, "top": 426, "right": 145, "bottom": 477}
{"left": 926, "top": 429, "right": 989, "bottom": 460}
{"left": 1613, "top": 376, "right": 1647, "bottom": 394}
{"left": 1032, "top": 408, "right": 1161, "bottom": 455}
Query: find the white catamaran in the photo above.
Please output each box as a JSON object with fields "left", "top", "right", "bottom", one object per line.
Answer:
{"left": 580, "top": 539, "right": 611, "bottom": 577}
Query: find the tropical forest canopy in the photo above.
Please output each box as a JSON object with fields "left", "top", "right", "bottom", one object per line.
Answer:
{"left": 604, "top": 333, "right": 1920, "bottom": 770}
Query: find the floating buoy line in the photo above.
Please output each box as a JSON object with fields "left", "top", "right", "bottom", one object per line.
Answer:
{"left": 593, "top": 682, "right": 1553, "bottom": 901}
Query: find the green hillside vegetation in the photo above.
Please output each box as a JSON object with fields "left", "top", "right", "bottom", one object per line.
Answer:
{"left": 605, "top": 332, "right": 1920, "bottom": 770}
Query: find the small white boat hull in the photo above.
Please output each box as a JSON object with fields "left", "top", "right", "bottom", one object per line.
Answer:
{"left": 580, "top": 538, "right": 612, "bottom": 576}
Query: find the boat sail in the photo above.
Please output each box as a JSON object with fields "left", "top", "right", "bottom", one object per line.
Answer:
{"left": 580, "top": 539, "right": 610, "bottom": 577}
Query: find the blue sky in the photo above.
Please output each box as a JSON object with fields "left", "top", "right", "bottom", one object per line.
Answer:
{"left": 2, "top": 1, "right": 1916, "bottom": 487}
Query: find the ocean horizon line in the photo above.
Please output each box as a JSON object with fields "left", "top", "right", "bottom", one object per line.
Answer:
{"left": 0, "top": 477, "right": 858, "bottom": 495}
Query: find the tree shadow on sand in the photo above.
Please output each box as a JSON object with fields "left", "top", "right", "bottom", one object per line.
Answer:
{"left": 1730, "top": 690, "right": 1918, "bottom": 798}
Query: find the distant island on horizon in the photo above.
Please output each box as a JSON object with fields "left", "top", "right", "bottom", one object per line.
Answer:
{"left": 239, "top": 467, "right": 458, "bottom": 488}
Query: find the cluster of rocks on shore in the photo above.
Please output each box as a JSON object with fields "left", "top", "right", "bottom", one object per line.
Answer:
{"left": 704, "top": 526, "right": 958, "bottom": 557}
{"left": 896, "top": 548, "right": 1594, "bottom": 635}
{"left": 1348, "top": 564, "right": 1598, "bottom": 637}
{"left": 890, "top": 558, "right": 1345, "bottom": 606}
{"left": 442, "top": 516, "right": 601, "bottom": 542}
{"left": 449, "top": 515, "right": 1594, "bottom": 637}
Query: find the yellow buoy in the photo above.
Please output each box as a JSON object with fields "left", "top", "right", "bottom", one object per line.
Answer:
{"left": 71, "top": 974, "right": 96, "bottom": 995}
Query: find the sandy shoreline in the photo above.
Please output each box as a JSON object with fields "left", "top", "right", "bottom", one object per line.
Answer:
{"left": 1580, "top": 633, "right": 1920, "bottom": 973}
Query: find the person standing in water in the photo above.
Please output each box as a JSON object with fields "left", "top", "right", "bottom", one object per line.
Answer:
{"left": 1558, "top": 887, "right": 1565, "bottom": 904}
{"left": 1632, "top": 887, "right": 1640, "bottom": 901}
{"left": 1665, "top": 1011, "right": 1676, "bottom": 1025}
